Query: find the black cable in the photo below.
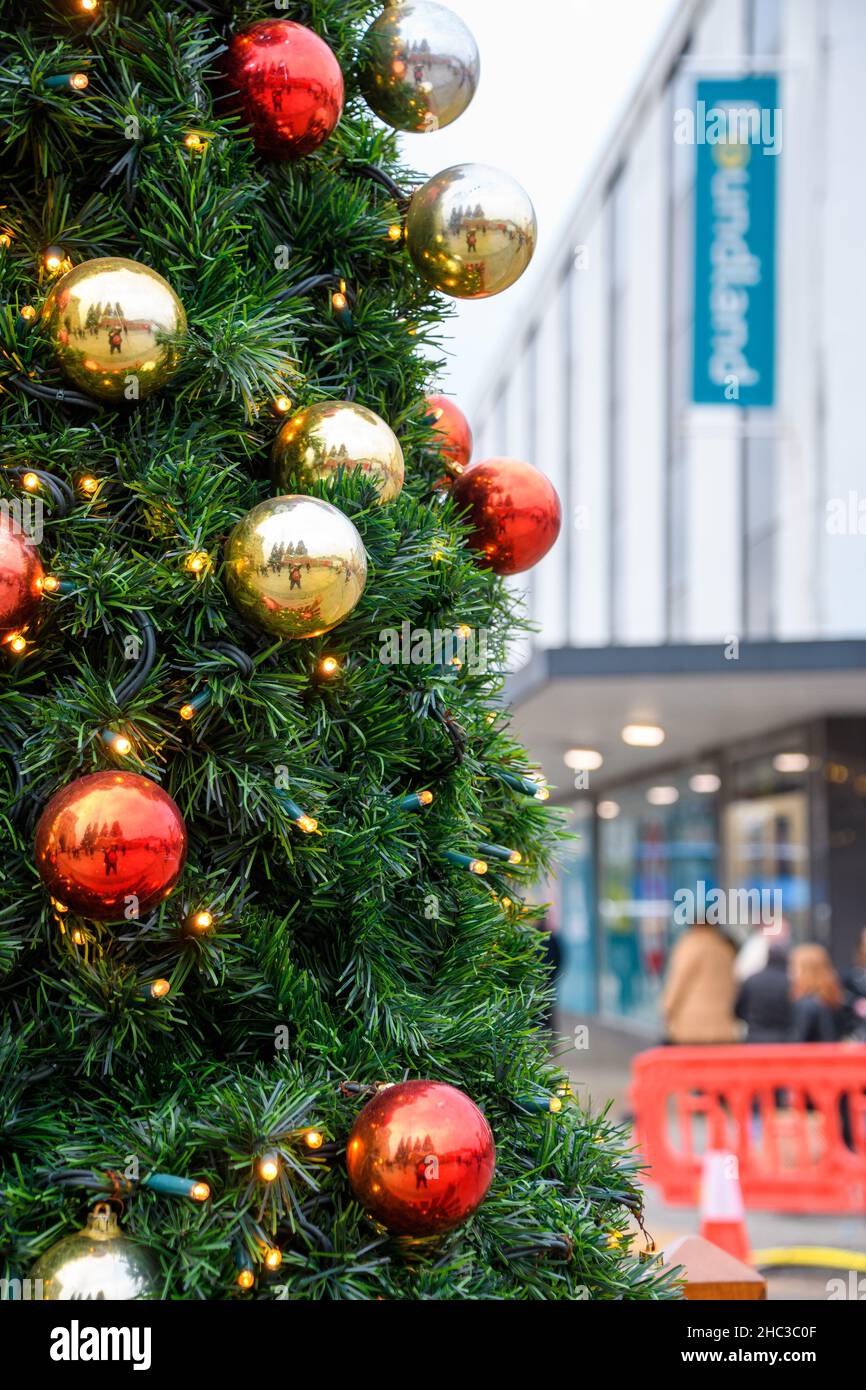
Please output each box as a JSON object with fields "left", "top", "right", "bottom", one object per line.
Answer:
{"left": 273, "top": 272, "right": 344, "bottom": 306}
{"left": 349, "top": 163, "right": 413, "bottom": 210}
{"left": 114, "top": 611, "right": 157, "bottom": 704}
{"left": 14, "top": 468, "right": 74, "bottom": 515}
{"left": 206, "top": 642, "right": 254, "bottom": 679}
{"left": 6, "top": 372, "right": 103, "bottom": 410}
{"left": 0, "top": 732, "right": 24, "bottom": 805}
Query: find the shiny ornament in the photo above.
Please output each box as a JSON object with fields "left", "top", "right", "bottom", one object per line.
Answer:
{"left": 41, "top": 257, "right": 186, "bottom": 403}
{"left": 272, "top": 400, "right": 404, "bottom": 504}
{"left": 226, "top": 19, "right": 344, "bottom": 159}
{"left": 359, "top": 0, "right": 479, "bottom": 133}
{"left": 0, "top": 513, "right": 44, "bottom": 634}
{"left": 425, "top": 394, "right": 472, "bottom": 474}
{"left": 346, "top": 1079, "right": 495, "bottom": 1236}
{"left": 35, "top": 771, "right": 187, "bottom": 921}
{"left": 406, "top": 163, "right": 536, "bottom": 299}
{"left": 31, "top": 1204, "right": 159, "bottom": 1301}
{"left": 451, "top": 457, "right": 561, "bottom": 576}
{"left": 225, "top": 495, "right": 367, "bottom": 639}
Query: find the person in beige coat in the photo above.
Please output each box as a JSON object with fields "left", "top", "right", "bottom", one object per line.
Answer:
{"left": 661, "top": 919, "right": 738, "bottom": 1044}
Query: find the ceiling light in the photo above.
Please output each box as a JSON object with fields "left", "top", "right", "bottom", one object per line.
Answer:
{"left": 564, "top": 748, "right": 603, "bottom": 771}
{"left": 646, "top": 786, "right": 679, "bottom": 806}
{"left": 622, "top": 724, "right": 665, "bottom": 748}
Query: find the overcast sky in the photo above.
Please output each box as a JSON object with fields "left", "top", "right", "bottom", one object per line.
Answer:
{"left": 397, "top": 0, "right": 681, "bottom": 408}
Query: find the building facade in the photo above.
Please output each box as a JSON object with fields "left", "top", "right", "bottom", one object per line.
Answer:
{"left": 471, "top": 0, "right": 866, "bottom": 1030}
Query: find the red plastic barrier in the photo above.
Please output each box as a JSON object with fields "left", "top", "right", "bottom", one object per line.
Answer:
{"left": 631, "top": 1043, "right": 866, "bottom": 1213}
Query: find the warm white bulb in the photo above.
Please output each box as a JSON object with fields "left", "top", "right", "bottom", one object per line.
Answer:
{"left": 646, "top": 786, "right": 679, "bottom": 806}
{"left": 689, "top": 773, "right": 721, "bottom": 794}
{"left": 773, "top": 752, "right": 810, "bottom": 774}
{"left": 564, "top": 748, "right": 603, "bottom": 771}
{"left": 622, "top": 724, "right": 665, "bottom": 748}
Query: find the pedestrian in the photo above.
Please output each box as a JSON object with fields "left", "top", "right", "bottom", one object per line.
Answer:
{"left": 735, "top": 942, "right": 792, "bottom": 1042}
{"left": 843, "top": 926, "right": 866, "bottom": 1040}
{"left": 734, "top": 917, "right": 791, "bottom": 983}
{"left": 789, "top": 944, "right": 846, "bottom": 1042}
{"left": 661, "top": 914, "right": 737, "bottom": 1044}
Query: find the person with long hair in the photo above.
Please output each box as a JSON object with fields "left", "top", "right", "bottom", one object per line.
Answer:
{"left": 789, "top": 944, "right": 846, "bottom": 1043}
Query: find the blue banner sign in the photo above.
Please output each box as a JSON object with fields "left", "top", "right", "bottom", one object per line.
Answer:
{"left": 691, "top": 75, "right": 778, "bottom": 407}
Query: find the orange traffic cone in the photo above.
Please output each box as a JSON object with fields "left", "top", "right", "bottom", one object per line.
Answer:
{"left": 699, "top": 1150, "right": 751, "bottom": 1264}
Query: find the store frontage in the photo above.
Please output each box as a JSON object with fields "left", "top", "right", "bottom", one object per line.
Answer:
{"left": 555, "top": 716, "right": 864, "bottom": 1032}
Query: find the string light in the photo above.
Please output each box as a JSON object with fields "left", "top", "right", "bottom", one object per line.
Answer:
{"left": 549, "top": 1096, "right": 563, "bottom": 1114}
{"left": 456, "top": 624, "right": 472, "bottom": 640}
{"left": 304, "top": 1129, "right": 324, "bottom": 1150}
{"left": 42, "top": 245, "right": 70, "bottom": 276}
{"left": 189, "top": 909, "right": 214, "bottom": 933}
{"left": 183, "top": 131, "right": 208, "bottom": 152}
{"left": 5, "top": 632, "right": 27, "bottom": 655}
{"left": 142, "top": 1173, "right": 210, "bottom": 1200}
{"left": 42, "top": 575, "right": 60, "bottom": 593}
{"left": 71, "top": 927, "right": 87, "bottom": 946}
{"left": 101, "top": 730, "right": 132, "bottom": 756}
{"left": 237, "top": 1268, "right": 255, "bottom": 1290}
{"left": 179, "top": 689, "right": 211, "bottom": 722}
{"left": 277, "top": 793, "right": 318, "bottom": 833}
{"left": 273, "top": 394, "right": 293, "bottom": 414}
{"left": 18, "top": 305, "right": 36, "bottom": 322}
{"left": 79, "top": 0, "right": 99, "bottom": 11}
{"left": 444, "top": 850, "right": 487, "bottom": 875}
{"left": 21, "top": 471, "right": 40, "bottom": 491}
{"left": 396, "top": 790, "right": 433, "bottom": 812}
{"left": 331, "top": 280, "right": 352, "bottom": 328}
{"left": 149, "top": 979, "right": 171, "bottom": 999}
{"left": 317, "top": 655, "right": 340, "bottom": 677}
{"left": 263, "top": 1246, "right": 282, "bottom": 1271}
{"left": 493, "top": 768, "right": 550, "bottom": 800}
{"left": 78, "top": 474, "right": 99, "bottom": 496}
{"left": 44, "top": 72, "right": 89, "bottom": 91}
{"left": 477, "top": 842, "right": 523, "bottom": 866}
{"left": 0, "top": 233, "right": 12, "bottom": 249}
{"left": 387, "top": 223, "right": 404, "bottom": 242}
{"left": 257, "top": 1153, "right": 280, "bottom": 1182}
{"left": 184, "top": 551, "right": 211, "bottom": 575}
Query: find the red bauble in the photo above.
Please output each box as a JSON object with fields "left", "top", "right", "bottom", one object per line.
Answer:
{"left": 226, "top": 19, "right": 344, "bottom": 160}
{"left": 451, "top": 457, "right": 562, "bottom": 577}
{"left": 0, "top": 514, "right": 44, "bottom": 634}
{"left": 425, "top": 394, "right": 473, "bottom": 474}
{"left": 346, "top": 1080, "right": 495, "bottom": 1236}
{"left": 35, "top": 772, "right": 187, "bottom": 921}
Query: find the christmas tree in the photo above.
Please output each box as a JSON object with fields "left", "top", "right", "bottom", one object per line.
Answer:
{"left": 0, "top": 0, "right": 675, "bottom": 1301}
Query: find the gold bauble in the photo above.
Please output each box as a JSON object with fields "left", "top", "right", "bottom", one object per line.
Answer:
{"left": 406, "top": 163, "right": 536, "bottom": 299}
{"left": 272, "top": 400, "right": 404, "bottom": 504}
{"left": 359, "top": 0, "right": 480, "bottom": 133}
{"left": 31, "top": 1204, "right": 159, "bottom": 1301}
{"left": 41, "top": 256, "right": 186, "bottom": 402}
{"left": 224, "top": 495, "right": 367, "bottom": 639}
